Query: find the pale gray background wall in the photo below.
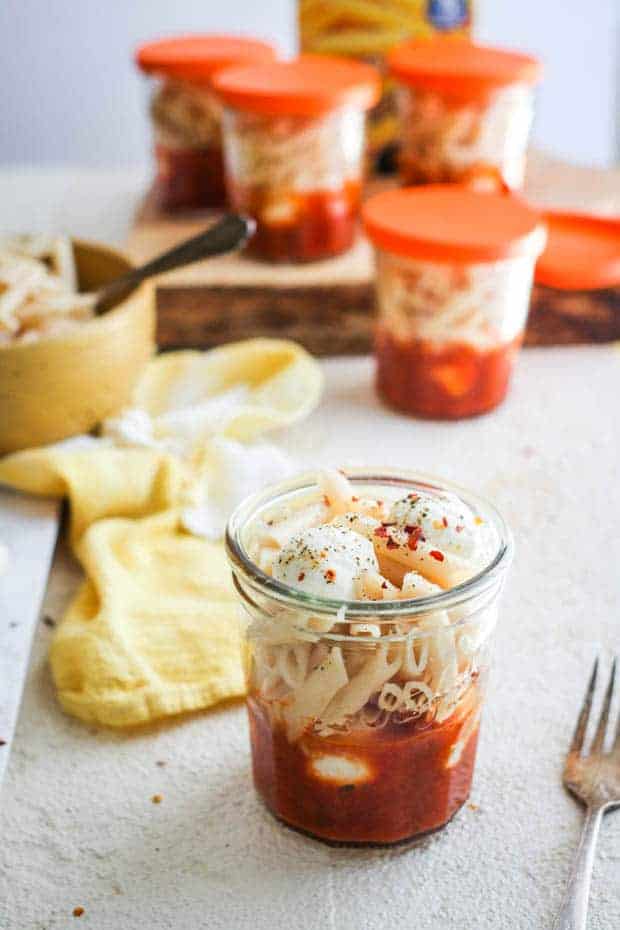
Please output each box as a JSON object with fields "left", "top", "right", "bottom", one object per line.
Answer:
{"left": 1, "top": 0, "right": 618, "bottom": 168}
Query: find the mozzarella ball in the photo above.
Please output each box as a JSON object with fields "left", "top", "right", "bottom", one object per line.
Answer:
{"left": 272, "top": 525, "right": 379, "bottom": 600}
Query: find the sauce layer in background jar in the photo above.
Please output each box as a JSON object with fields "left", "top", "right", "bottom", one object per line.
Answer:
{"left": 228, "top": 179, "right": 361, "bottom": 263}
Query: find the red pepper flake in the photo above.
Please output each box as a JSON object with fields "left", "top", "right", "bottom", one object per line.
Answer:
{"left": 374, "top": 525, "right": 388, "bottom": 538}
{"left": 381, "top": 581, "right": 388, "bottom": 589}
{"left": 323, "top": 495, "right": 331, "bottom": 507}
{"left": 430, "top": 550, "right": 444, "bottom": 562}
{"left": 455, "top": 525, "right": 464, "bottom": 533}
{"left": 324, "top": 569, "right": 336, "bottom": 582}
{"left": 73, "top": 908, "right": 85, "bottom": 918}
{"left": 407, "top": 526, "right": 424, "bottom": 550}
{"left": 442, "top": 516, "right": 448, "bottom": 527}
{"left": 297, "top": 572, "right": 305, "bottom": 582}
{"left": 386, "top": 537, "right": 399, "bottom": 550}
{"left": 351, "top": 496, "right": 359, "bottom": 502}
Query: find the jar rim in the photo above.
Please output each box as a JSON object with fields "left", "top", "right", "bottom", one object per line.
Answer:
{"left": 225, "top": 469, "right": 513, "bottom": 621}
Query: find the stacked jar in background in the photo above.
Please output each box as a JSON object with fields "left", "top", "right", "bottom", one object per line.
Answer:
{"left": 363, "top": 186, "right": 546, "bottom": 418}
{"left": 388, "top": 39, "right": 543, "bottom": 191}
{"left": 134, "top": 33, "right": 548, "bottom": 417}
{"left": 135, "top": 35, "right": 277, "bottom": 211}
{"left": 212, "top": 56, "right": 380, "bottom": 262}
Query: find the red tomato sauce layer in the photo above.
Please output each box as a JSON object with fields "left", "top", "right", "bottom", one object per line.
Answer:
{"left": 229, "top": 179, "right": 361, "bottom": 262}
{"left": 248, "top": 693, "right": 480, "bottom": 844}
{"left": 376, "top": 329, "right": 522, "bottom": 419}
{"left": 155, "top": 143, "right": 227, "bottom": 210}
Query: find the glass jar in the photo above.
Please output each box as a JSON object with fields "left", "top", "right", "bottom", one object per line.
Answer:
{"left": 135, "top": 35, "right": 277, "bottom": 212}
{"left": 213, "top": 56, "right": 380, "bottom": 262}
{"left": 363, "top": 186, "right": 547, "bottom": 419}
{"left": 226, "top": 470, "right": 513, "bottom": 845}
{"left": 389, "top": 40, "right": 542, "bottom": 191}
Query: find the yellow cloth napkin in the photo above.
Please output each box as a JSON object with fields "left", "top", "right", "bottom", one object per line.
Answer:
{"left": 0, "top": 339, "right": 323, "bottom": 727}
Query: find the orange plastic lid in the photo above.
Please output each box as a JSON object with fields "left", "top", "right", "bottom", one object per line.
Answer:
{"left": 212, "top": 55, "right": 381, "bottom": 117}
{"left": 363, "top": 186, "right": 546, "bottom": 264}
{"left": 389, "top": 39, "right": 542, "bottom": 98}
{"left": 135, "top": 35, "right": 277, "bottom": 84}
{"left": 534, "top": 211, "right": 620, "bottom": 290}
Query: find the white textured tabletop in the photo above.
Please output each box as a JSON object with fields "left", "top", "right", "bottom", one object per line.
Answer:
{"left": 1, "top": 347, "right": 619, "bottom": 930}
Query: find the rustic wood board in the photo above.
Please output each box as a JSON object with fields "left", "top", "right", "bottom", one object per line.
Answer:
{"left": 126, "top": 152, "right": 620, "bottom": 355}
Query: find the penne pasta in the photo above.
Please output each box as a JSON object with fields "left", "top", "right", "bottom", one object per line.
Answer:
{"left": 373, "top": 534, "right": 471, "bottom": 588}
{"left": 321, "top": 643, "right": 402, "bottom": 726}
{"left": 282, "top": 646, "right": 349, "bottom": 742}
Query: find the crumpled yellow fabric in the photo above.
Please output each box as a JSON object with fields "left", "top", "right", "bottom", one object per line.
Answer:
{"left": 0, "top": 339, "right": 322, "bottom": 727}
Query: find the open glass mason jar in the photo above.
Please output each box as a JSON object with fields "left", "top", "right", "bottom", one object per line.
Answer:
{"left": 212, "top": 56, "right": 380, "bottom": 262}
{"left": 135, "top": 35, "right": 277, "bottom": 212}
{"left": 389, "top": 40, "right": 542, "bottom": 191}
{"left": 226, "top": 470, "right": 513, "bottom": 845}
{"left": 363, "top": 186, "right": 547, "bottom": 419}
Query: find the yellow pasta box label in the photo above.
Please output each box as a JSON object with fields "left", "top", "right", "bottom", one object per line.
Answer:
{"left": 298, "top": 0, "right": 474, "bottom": 170}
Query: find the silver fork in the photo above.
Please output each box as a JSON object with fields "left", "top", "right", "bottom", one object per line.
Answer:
{"left": 553, "top": 657, "right": 620, "bottom": 930}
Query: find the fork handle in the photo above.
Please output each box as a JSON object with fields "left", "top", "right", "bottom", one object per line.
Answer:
{"left": 552, "top": 805, "right": 605, "bottom": 930}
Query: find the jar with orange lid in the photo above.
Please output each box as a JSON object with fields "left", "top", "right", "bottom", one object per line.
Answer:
{"left": 363, "top": 186, "right": 547, "bottom": 419}
{"left": 212, "top": 55, "right": 381, "bottom": 262}
{"left": 388, "top": 40, "right": 542, "bottom": 191}
{"left": 135, "top": 35, "right": 277, "bottom": 212}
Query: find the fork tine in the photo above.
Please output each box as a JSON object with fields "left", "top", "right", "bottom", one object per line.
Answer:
{"left": 570, "top": 657, "right": 599, "bottom": 755}
{"left": 609, "top": 658, "right": 620, "bottom": 756}
{"left": 591, "top": 657, "right": 616, "bottom": 754}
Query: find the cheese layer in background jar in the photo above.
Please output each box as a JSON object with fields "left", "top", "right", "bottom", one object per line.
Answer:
{"left": 363, "top": 186, "right": 546, "bottom": 419}
{"left": 389, "top": 40, "right": 542, "bottom": 191}
{"left": 226, "top": 469, "right": 512, "bottom": 845}
{"left": 212, "top": 56, "right": 380, "bottom": 263}
{"left": 135, "top": 35, "right": 277, "bottom": 212}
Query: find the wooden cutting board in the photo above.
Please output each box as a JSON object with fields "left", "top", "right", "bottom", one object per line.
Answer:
{"left": 126, "top": 152, "right": 620, "bottom": 355}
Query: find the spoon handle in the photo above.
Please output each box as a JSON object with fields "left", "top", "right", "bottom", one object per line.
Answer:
{"left": 94, "top": 213, "right": 254, "bottom": 314}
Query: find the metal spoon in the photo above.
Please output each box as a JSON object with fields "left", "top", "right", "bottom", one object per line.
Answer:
{"left": 94, "top": 213, "right": 255, "bottom": 315}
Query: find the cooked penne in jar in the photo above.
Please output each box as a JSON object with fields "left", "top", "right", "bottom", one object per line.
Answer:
{"left": 213, "top": 56, "right": 380, "bottom": 262}
{"left": 363, "top": 186, "right": 546, "bottom": 419}
{"left": 226, "top": 469, "right": 513, "bottom": 845}
{"left": 135, "top": 35, "right": 277, "bottom": 212}
{"left": 389, "top": 40, "right": 542, "bottom": 191}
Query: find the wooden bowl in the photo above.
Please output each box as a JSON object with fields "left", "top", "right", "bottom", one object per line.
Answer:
{"left": 0, "top": 239, "right": 155, "bottom": 454}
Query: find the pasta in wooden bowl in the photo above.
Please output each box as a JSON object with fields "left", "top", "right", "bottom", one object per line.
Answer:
{"left": 226, "top": 469, "right": 512, "bottom": 845}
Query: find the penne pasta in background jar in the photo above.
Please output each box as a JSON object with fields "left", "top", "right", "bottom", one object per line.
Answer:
{"left": 363, "top": 186, "right": 546, "bottom": 419}
{"left": 226, "top": 469, "right": 513, "bottom": 845}
{"left": 135, "top": 35, "right": 277, "bottom": 212}
{"left": 389, "top": 39, "right": 542, "bottom": 191}
{"left": 212, "top": 56, "right": 380, "bottom": 262}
